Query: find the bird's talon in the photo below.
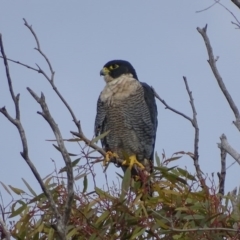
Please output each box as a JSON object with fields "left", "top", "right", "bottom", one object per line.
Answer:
{"left": 104, "top": 151, "right": 118, "bottom": 166}
{"left": 122, "top": 155, "right": 145, "bottom": 170}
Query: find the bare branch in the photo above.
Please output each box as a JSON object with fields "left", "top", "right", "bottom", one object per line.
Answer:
{"left": 0, "top": 217, "right": 10, "bottom": 240}
{"left": 195, "top": 1, "right": 219, "bottom": 13}
{"left": 153, "top": 79, "right": 205, "bottom": 185}
{"left": 0, "top": 34, "right": 20, "bottom": 120}
{"left": 197, "top": 25, "right": 240, "bottom": 131}
{"left": 217, "top": 147, "right": 226, "bottom": 197}
{"left": 0, "top": 56, "right": 40, "bottom": 72}
{"left": 23, "top": 18, "right": 54, "bottom": 79}
{"left": 22, "top": 19, "right": 87, "bottom": 140}
{"left": 218, "top": 134, "right": 240, "bottom": 165}
{"left": 27, "top": 88, "right": 74, "bottom": 226}
{"left": 0, "top": 33, "right": 66, "bottom": 239}
{"left": 183, "top": 77, "right": 204, "bottom": 185}
{"left": 152, "top": 87, "right": 192, "bottom": 123}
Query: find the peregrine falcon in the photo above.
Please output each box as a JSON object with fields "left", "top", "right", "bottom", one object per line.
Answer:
{"left": 95, "top": 60, "right": 158, "bottom": 177}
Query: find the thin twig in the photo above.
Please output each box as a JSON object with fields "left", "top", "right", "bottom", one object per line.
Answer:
{"left": 195, "top": 0, "right": 219, "bottom": 13}
{"left": 152, "top": 87, "right": 192, "bottom": 123}
{"left": 197, "top": 25, "right": 240, "bottom": 131}
{"left": 215, "top": 0, "right": 240, "bottom": 28}
{"left": 218, "top": 134, "right": 240, "bottom": 165}
{"left": 0, "top": 56, "right": 40, "bottom": 72}
{"left": 23, "top": 18, "right": 83, "bottom": 134}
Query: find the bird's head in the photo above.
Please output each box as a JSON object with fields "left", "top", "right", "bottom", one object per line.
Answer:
{"left": 100, "top": 60, "right": 138, "bottom": 83}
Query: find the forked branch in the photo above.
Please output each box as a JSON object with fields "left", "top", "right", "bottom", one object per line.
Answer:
{"left": 197, "top": 25, "right": 240, "bottom": 131}
{"left": 153, "top": 77, "right": 204, "bottom": 186}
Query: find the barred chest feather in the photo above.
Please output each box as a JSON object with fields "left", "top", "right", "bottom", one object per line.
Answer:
{"left": 100, "top": 74, "right": 141, "bottom": 105}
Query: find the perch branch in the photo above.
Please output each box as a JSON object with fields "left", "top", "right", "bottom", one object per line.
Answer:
{"left": 197, "top": 25, "right": 240, "bottom": 131}
{"left": 0, "top": 34, "right": 66, "bottom": 239}
{"left": 218, "top": 134, "right": 240, "bottom": 165}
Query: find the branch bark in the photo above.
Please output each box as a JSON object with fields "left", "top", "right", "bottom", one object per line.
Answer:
{"left": 197, "top": 25, "right": 240, "bottom": 131}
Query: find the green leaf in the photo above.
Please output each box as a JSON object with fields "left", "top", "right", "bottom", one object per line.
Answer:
{"left": 183, "top": 214, "right": 205, "bottom": 220}
{"left": 53, "top": 144, "right": 78, "bottom": 156}
{"left": 8, "top": 185, "right": 25, "bottom": 195}
{"left": 120, "top": 167, "right": 131, "bottom": 201}
{"left": 83, "top": 175, "right": 88, "bottom": 193}
{"left": 89, "top": 234, "right": 97, "bottom": 240}
{"left": 22, "top": 178, "right": 37, "bottom": 196}
{"left": 155, "top": 219, "right": 169, "bottom": 229}
{"left": 48, "top": 228, "right": 55, "bottom": 240}
{"left": 75, "top": 173, "right": 87, "bottom": 181}
{"left": 0, "top": 181, "right": 12, "bottom": 196}
{"left": 9, "top": 202, "right": 27, "bottom": 218}
{"left": 177, "top": 168, "right": 196, "bottom": 181}
{"left": 91, "top": 130, "right": 110, "bottom": 144}
{"left": 130, "top": 228, "right": 146, "bottom": 239}
{"left": 67, "top": 227, "right": 78, "bottom": 238}
{"left": 95, "top": 187, "right": 112, "bottom": 199}
{"left": 96, "top": 210, "right": 110, "bottom": 225}
{"left": 59, "top": 158, "right": 81, "bottom": 173}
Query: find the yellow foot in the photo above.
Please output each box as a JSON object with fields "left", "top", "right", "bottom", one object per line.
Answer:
{"left": 104, "top": 151, "right": 118, "bottom": 166}
{"left": 122, "top": 155, "right": 145, "bottom": 170}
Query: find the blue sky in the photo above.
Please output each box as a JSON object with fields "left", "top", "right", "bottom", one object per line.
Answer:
{"left": 0, "top": 1, "right": 240, "bottom": 203}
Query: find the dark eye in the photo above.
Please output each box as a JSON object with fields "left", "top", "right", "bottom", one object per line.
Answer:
{"left": 109, "top": 64, "right": 119, "bottom": 70}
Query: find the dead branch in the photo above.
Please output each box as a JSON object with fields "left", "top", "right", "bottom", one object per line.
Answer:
{"left": 218, "top": 134, "right": 240, "bottom": 165}
{"left": 197, "top": 25, "right": 240, "bottom": 131}
{"left": 0, "top": 34, "right": 66, "bottom": 239}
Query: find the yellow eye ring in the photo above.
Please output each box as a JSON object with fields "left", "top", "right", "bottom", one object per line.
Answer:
{"left": 109, "top": 64, "right": 119, "bottom": 70}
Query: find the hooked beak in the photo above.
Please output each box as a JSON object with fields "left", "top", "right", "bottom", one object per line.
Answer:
{"left": 100, "top": 67, "right": 110, "bottom": 76}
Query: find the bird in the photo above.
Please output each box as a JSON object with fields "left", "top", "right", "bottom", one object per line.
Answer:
{"left": 94, "top": 60, "right": 158, "bottom": 183}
